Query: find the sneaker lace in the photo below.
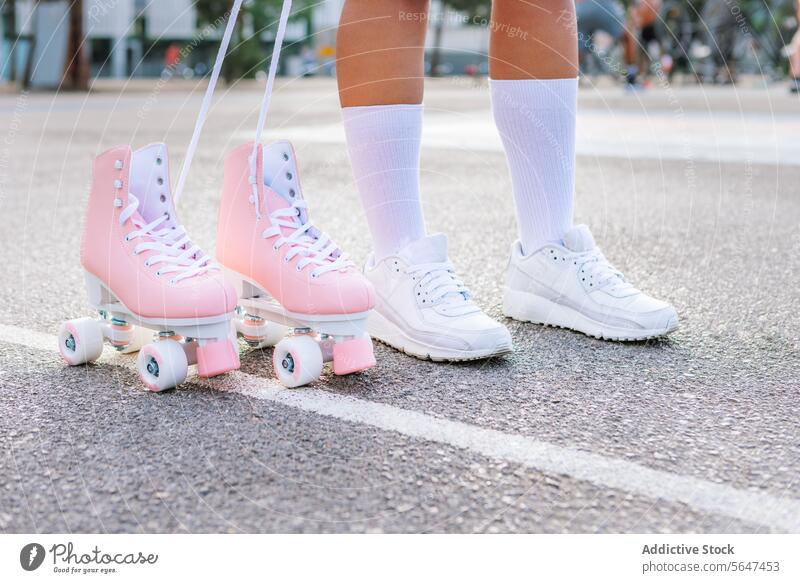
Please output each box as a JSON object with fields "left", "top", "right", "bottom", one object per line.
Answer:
{"left": 260, "top": 199, "right": 353, "bottom": 278}
{"left": 573, "top": 248, "right": 633, "bottom": 292}
{"left": 119, "top": 193, "right": 216, "bottom": 284}
{"left": 408, "top": 261, "right": 471, "bottom": 305}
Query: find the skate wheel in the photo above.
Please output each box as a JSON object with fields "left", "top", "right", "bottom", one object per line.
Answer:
{"left": 273, "top": 335, "right": 323, "bottom": 388}
{"left": 58, "top": 318, "right": 104, "bottom": 366}
{"left": 137, "top": 339, "right": 188, "bottom": 392}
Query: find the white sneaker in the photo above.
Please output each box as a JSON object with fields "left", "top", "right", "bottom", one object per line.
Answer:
{"left": 503, "top": 225, "right": 679, "bottom": 341}
{"left": 365, "top": 234, "right": 513, "bottom": 361}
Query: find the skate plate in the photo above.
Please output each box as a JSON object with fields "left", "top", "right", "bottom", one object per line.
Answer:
{"left": 58, "top": 272, "right": 240, "bottom": 392}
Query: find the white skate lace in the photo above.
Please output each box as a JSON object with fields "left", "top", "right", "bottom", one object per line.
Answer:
{"left": 408, "top": 261, "right": 471, "bottom": 305}
{"left": 572, "top": 249, "right": 634, "bottom": 292}
{"left": 261, "top": 200, "right": 353, "bottom": 278}
{"left": 120, "top": 194, "right": 216, "bottom": 284}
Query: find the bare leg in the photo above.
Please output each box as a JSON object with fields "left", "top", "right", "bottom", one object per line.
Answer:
{"left": 337, "top": 0, "right": 429, "bottom": 106}
{"left": 337, "top": 0, "right": 429, "bottom": 259}
{"left": 489, "top": 0, "right": 578, "bottom": 251}
{"left": 794, "top": 4, "right": 800, "bottom": 80}
{"left": 790, "top": 30, "right": 800, "bottom": 79}
{"left": 489, "top": 0, "right": 578, "bottom": 80}
{"left": 336, "top": 0, "right": 513, "bottom": 361}
{"left": 492, "top": 2, "right": 680, "bottom": 339}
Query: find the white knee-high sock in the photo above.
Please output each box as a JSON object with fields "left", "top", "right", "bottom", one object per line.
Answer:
{"left": 490, "top": 78, "right": 578, "bottom": 254}
{"left": 342, "top": 104, "right": 426, "bottom": 260}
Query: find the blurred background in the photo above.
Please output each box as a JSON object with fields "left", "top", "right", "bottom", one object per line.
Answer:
{"left": 1, "top": 0, "right": 798, "bottom": 92}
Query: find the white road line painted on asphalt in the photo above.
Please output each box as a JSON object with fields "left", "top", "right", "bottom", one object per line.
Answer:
{"left": 2, "top": 323, "right": 799, "bottom": 532}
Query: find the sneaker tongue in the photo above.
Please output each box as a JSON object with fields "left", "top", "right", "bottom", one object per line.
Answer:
{"left": 399, "top": 234, "right": 448, "bottom": 265}
{"left": 563, "top": 224, "right": 596, "bottom": 252}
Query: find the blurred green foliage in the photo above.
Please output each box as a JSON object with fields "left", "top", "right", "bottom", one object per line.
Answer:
{"left": 195, "top": 0, "right": 309, "bottom": 83}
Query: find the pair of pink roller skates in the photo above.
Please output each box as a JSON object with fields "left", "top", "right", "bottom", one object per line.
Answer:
{"left": 59, "top": 139, "right": 376, "bottom": 391}
{"left": 58, "top": 0, "right": 375, "bottom": 391}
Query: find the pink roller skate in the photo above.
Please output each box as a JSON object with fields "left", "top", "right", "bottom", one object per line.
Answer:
{"left": 218, "top": 140, "right": 376, "bottom": 387}
{"left": 58, "top": 144, "right": 240, "bottom": 391}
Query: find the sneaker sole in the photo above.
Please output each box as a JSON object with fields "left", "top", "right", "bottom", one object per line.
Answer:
{"left": 503, "top": 288, "right": 679, "bottom": 342}
{"left": 368, "top": 310, "right": 513, "bottom": 362}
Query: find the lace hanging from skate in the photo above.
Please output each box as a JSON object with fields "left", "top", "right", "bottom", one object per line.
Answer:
{"left": 249, "top": 0, "right": 293, "bottom": 221}
{"left": 237, "top": 0, "right": 346, "bottom": 279}
{"left": 120, "top": 194, "right": 216, "bottom": 284}
{"left": 173, "top": 0, "right": 246, "bottom": 204}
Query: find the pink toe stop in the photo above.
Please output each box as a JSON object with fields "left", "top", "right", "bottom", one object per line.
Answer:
{"left": 332, "top": 337, "right": 376, "bottom": 376}
{"left": 196, "top": 338, "right": 240, "bottom": 378}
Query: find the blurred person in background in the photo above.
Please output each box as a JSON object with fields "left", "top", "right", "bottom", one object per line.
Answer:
{"left": 701, "top": 0, "right": 739, "bottom": 84}
{"left": 574, "top": 0, "right": 627, "bottom": 79}
{"left": 334, "top": 0, "right": 679, "bottom": 361}
{"left": 628, "top": 0, "right": 662, "bottom": 85}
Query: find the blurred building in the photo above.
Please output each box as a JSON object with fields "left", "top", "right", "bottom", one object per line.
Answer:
{"left": 0, "top": 0, "right": 489, "bottom": 86}
{"left": 1, "top": 0, "right": 307, "bottom": 86}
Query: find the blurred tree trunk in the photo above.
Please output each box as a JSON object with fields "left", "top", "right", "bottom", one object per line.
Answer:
{"left": 62, "top": 0, "right": 89, "bottom": 90}
{"left": 429, "top": 12, "right": 445, "bottom": 77}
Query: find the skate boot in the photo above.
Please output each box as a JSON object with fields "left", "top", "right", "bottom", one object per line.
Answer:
{"left": 218, "top": 141, "right": 376, "bottom": 387}
{"left": 58, "top": 143, "right": 240, "bottom": 391}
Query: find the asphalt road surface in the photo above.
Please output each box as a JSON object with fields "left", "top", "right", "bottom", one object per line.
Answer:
{"left": 1, "top": 78, "right": 798, "bottom": 533}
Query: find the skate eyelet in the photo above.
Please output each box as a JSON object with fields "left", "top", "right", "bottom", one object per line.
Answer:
{"left": 286, "top": 172, "right": 293, "bottom": 180}
{"left": 156, "top": 157, "right": 163, "bottom": 165}
{"left": 160, "top": 194, "right": 166, "bottom": 202}
{"left": 289, "top": 189, "right": 296, "bottom": 197}
{"left": 311, "top": 273, "right": 319, "bottom": 279}
{"left": 157, "top": 178, "right": 164, "bottom": 185}
{"left": 282, "top": 152, "right": 289, "bottom": 161}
